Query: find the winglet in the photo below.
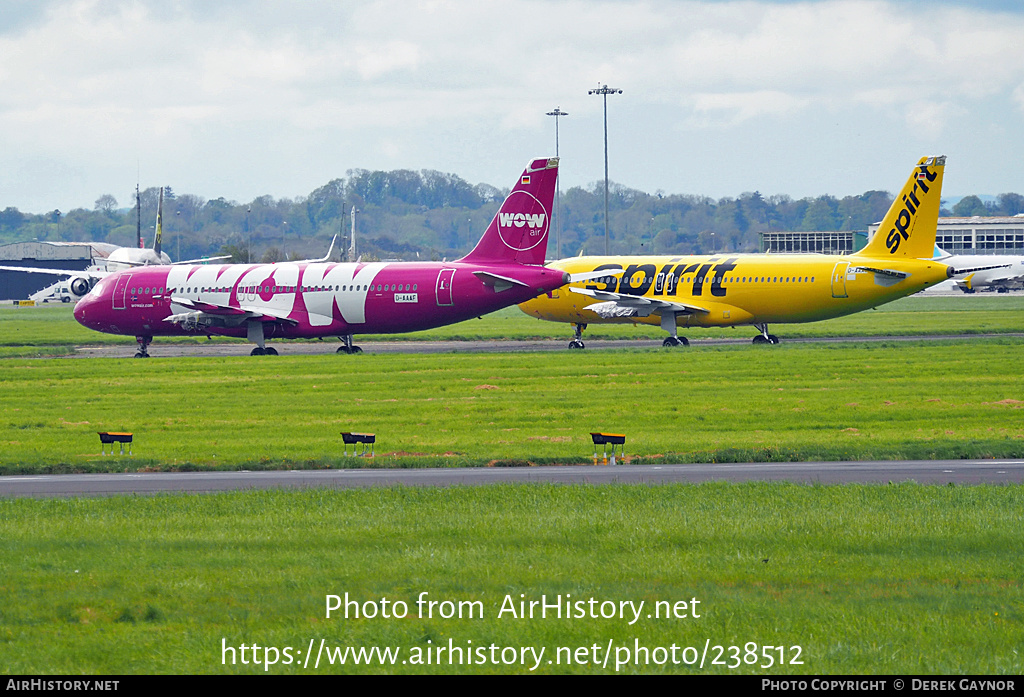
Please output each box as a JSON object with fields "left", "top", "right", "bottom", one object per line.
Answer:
{"left": 311, "top": 234, "right": 338, "bottom": 263}
{"left": 459, "top": 158, "right": 558, "bottom": 266}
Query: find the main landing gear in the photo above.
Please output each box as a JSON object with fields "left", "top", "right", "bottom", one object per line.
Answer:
{"left": 660, "top": 311, "right": 689, "bottom": 348}
{"left": 134, "top": 335, "right": 152, "bottom": 358}
{"left": 753, "top": 323, "right": 780, "bottom": 345}
{"left": 246, "top": 319, "right": 278, "bottom": 356}
{"left": 568, "top": 323, "right": 586, "bottom": 349}
{"left": 336, "top": 335, "right": 363, "bottom": 354}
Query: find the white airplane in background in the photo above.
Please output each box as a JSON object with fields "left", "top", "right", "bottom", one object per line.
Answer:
{"left": 3, "top": 187, "right": 227, "bottom": 301}
{"left": 937, "top": 249, "right": 1024, "bottom": 293}
{"left": 105, "top": 187, "right": 228, "bottom": 271}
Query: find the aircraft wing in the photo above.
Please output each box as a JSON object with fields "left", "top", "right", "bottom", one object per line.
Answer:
{"left": 107, "top": 255, "right": 233, "bottom": 267}
{"left": 570, "top": 287, "right": 709, "bottom": 319}
{"left": 167, "top": 297, "right": 299, "bottom": 325}
{"left": 954, "top": 266, "right": 1023, "bottom": 291}
{"left": 0, "top": 265, "right": 108, "bottom": 278}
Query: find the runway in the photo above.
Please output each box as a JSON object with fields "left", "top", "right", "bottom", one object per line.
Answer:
{"left": 3, "top": 459, "right": 1023, "bottom": 497}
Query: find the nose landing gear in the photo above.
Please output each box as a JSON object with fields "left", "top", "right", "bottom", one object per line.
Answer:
{"left": 568, "top": 323, "right": 587, "bottom": 350}
{"left": 134, "top": 335, "right": 152, "bottom": 358}
{"left": 753, "top": 324, "right": 779, "bottom": 344}
{"left": 337, "top": 335, "right": 363, "bottom": 354}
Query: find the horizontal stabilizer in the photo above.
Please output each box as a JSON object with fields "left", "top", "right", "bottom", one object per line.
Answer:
{"left": 473, "top": 271, "right": 528, "bottom": 293}
{"left": 568, "top": 267, "right": 623, "bottom": 283}
{"left": 851, "top": 266, "right": 909, "bottom": 280}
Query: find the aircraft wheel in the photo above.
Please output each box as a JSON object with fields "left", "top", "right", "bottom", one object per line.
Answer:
{"left": 250, "top": 347, "right": 266, "bottom": 356}
{"left": 133, "top": 352, "right": 149, "bottom": 358}
{"left": 568, "top": 339, "right": 585, "bottom": 350}
{"left": 264, "top": 347, "right": 278, "bottom": 356}
{"left": 679, "top": 336, "right": 689, "bottom": 346}
{"left": 350, "top": 346, "right": 363, "bottom": 354}
{"left": 662, "top": 337, "right": 680, "bottom": 347}
{"left": 61, "top": 297, "right": 70, "bottom": 303}
{"left": 768, "top": 334, "right": 780, "bottom": 344}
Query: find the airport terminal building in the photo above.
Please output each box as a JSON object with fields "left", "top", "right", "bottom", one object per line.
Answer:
{"left": 761, "top": 216, "right": 1024, "bottom": 256}
{"left": 759, "top": 230, "right": 864, "bottom": 254}
{"left": 869, "top": 215, "right": 1024, "bottom": 255}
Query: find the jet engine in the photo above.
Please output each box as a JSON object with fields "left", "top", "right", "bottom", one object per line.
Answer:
{"left": 68, "top": 276, "right": 96, "bottom": 299}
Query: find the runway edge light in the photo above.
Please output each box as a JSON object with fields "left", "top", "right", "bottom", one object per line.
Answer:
{"left": 341, "top": 432, "right": 375, "bottom": 458}
{"left": 590, "top": 432, "right": 625, "bottom": 466}
{"left": 98, "top": 431, "right": 133, "bottom": 456}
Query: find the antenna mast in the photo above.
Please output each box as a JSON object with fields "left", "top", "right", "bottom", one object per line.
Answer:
{"left": 136, "top": 184, "right": 142, "bottom": 248}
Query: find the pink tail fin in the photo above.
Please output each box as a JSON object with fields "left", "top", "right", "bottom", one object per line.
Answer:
{"left": 460, "top": 157, "right": 558, "bottom": 266}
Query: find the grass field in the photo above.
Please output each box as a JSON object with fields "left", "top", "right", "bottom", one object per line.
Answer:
{"left": 1, "top": 339, "right": 1023, "bottom": 473}
{"left": 2, "top": 294, "right": 1022, "bottom": 675}
{"left": 2, "top": 484, "right": 1022, "bottom": 674}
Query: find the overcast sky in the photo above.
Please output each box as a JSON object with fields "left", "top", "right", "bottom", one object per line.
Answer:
{"left": 2, "top": 0, "right": 1023, "bottom": 213}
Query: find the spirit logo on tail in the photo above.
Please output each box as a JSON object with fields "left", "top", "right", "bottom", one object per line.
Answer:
{"left": 885, "top": 162, "right": 939, "bottom": 254}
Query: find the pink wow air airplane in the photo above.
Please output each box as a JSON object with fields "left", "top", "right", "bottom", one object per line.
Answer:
{"left": 68, "top": 157, "right": 573, "bottom": 356}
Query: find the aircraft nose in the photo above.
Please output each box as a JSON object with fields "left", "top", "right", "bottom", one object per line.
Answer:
{"left": 73, "top": 293, "right": 96, "bottom": 326}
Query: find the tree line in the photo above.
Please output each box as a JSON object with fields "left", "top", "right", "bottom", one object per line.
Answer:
{"left": 2, "top": 170, "right": 1022, "bottom": 262}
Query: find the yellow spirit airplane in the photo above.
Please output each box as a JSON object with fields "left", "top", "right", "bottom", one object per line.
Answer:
{"left": 520, "top": 156, "right": 953, "bottom": 348}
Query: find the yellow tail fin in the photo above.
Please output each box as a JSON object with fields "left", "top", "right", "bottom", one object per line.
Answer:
{"left": 856, "top": 156, "right": 945, "bottom": 259}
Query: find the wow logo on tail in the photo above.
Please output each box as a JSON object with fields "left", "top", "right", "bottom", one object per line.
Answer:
{"left": 461, "top": 157, "right": 558, "bottom": 266}
{"left": 497, "top": 194, "right": 548, "bottom": 252}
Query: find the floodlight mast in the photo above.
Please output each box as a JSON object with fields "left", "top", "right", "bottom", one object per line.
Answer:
{"left": 546, "top": 106, "right": 568, "bottom": 259}
{"left": 588, "top": 84, "right": 621, "bottom": 255}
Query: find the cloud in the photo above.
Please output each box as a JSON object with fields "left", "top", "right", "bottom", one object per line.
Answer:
{"left": 2, "top": 0, "right": 1024, "bottom": 211}
{"left": 689, "top": 91, "right": 810, "bottom": 126}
